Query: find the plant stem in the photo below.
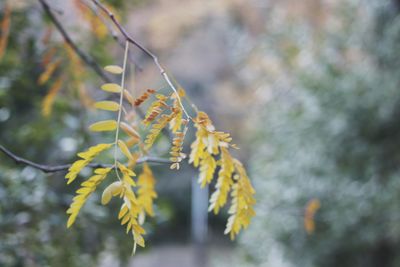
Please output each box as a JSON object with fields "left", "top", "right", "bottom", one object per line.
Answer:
{"left": 114, "top": 41, "right": 130, "bottom": 179}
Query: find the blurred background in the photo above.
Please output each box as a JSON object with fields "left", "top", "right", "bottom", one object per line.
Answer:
{"left": 1, "top": 0, "right": 400, "bottom": 266}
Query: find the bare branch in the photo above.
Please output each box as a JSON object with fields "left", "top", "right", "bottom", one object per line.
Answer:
{"left": 0, "top": 145, "right": 170, "bottom": 173}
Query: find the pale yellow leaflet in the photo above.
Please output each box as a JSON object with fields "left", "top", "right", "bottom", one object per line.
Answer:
{"left": 104, "top": 65, "right": 123, "bottom": 74}
{"left": 94, "top": 101, "right": 120, "bottom": 111}
{"left": 120, "top": 122, "right": 140, "bottom": 139}
{"left": 89, "top": 120, "right": 118, "bottom": 132}
{"left": 101, "top": 83, "right": 122, "bottom": 93}
{"left": 101, "top": 181, "right": 124, "bottom": 205}
{"left": 118, "top": 140, "right": 134, "bottom": 161}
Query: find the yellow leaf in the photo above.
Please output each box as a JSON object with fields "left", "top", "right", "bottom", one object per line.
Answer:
{"left": 89, "top": 120, "right": 117, "bottom": 132}
{"left": 304, "top": 199, "right": 321, "bottom": 234}
{"left": 104, "top": 65, "right": 123, "bottom": 74}
{"left": 224, "top": 159, "right": 256, "bottom": 240}
{"left": 118, "top": 204, "right": 129, "bottom": 220}
{"left": 118, "top": 140, "right": 134, "bottom": 161}
{"left": 126, "top": 137, "right": 139, "bottom": 148}
{"left": 41, "top": 47, "right": 57, "bottom": 66}
{"left": 135, "top": 234, "right": 145, "bottom": 247}
{"left": 66, "top": 167, "right": 111, "bottom": 228}
{"left": 198, "top": 152, "right": 216, "bottom": 187}
{"left": 169, "top": 127, "right": 187, "bottom": 170}
{"left": 94, "top": 101, "right": 120, "bottom": 111}
{"left": 65, "top": 144, "right": 112, "bottom": 184}
{"left": 123, "top": 89, "right": 135, "bottom": 106}
{"left": 74, "top": 0, "right": 107, "bottom": 39}
{"left": 144, "top": 112, "right": 177, "bottom": 150}
{"left": 101, "top": 181, "right": 123, "bottom": 205}
{"left": 209, "top": 148, "right": 234, "bottom": 214}
{"left": 137, "top": 163, "right": 157, "bottom": 217}
{"left": 38, "top": 59, "right": 61, "bottom": 85}
{"left": 41, "top": 76, "right": 64, "bottom": 117}
{"left": 118, "top": 163, "right": 136, "bottom": 186}
{"left": 120, "top": 122, "right": 140, "bottom": 139}
{"left": 101, "top": 83, "right": 122, "bottom": 93}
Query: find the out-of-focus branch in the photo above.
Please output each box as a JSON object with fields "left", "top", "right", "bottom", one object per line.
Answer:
{"left": 0, "top": 145, "right": 170, "bottom": 173}
{"left": 78, "top": 0, "right": 143, "bottom": 72}
{"left": 38, "top": 0, "right": 112, "bottom": 83}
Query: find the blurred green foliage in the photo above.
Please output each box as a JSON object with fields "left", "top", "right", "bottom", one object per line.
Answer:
{"left": 242, "top": 1, "right": 400, "bottom": 267}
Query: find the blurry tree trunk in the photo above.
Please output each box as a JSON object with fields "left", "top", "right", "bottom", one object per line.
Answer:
{"left": 191, "top": 178, "right": 208, "bottom": 267}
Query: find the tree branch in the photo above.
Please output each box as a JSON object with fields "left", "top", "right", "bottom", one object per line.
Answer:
{"left": 38, "top": 0, "right": 112, "bottom": 83}
{"left": 78, "top": 0, "right": 143, "bottom": 72}
{"left": 0, "top": 145, "right": 170, "bottom": 173}
{"left": 91, "top": 0, "right": 193, "bottom": 119}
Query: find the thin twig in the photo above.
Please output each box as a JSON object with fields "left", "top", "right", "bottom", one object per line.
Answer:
{"left": 38, "top": 0, "right": 112, "bottom": 83}
{"left": 38, "top": 0, "right": 173, "bottom": 140}
{"left": 78, "top": 0, "right": 143, "bottom": 71}
{"left": 0, "top": 145, "right": 170, "bottom": 173}
{"left": 91, "top": 0, "right": 193, "bottom": 119}
{"left": 113, "top": 41, "right": 129, "bottom": 180}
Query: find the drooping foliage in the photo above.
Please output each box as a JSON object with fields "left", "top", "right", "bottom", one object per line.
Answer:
{"left": 64, "top": 41, "right": 255, "bottom": 250}
{"left": 0, "top": 0, "right": 256, "bottom": 263}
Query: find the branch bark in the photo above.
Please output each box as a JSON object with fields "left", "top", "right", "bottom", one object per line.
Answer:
{"left": 0, "top": 145, "right": 170, "bottom": 173}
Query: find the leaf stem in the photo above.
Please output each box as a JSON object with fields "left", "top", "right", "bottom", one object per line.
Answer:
{"left": 162, "top": 72, "right": 192, "bottom": 120}
{"left": 114, "top": 41, "right": 130, "bottom": 179}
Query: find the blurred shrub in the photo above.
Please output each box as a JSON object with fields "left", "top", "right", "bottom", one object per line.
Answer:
{"left": 241, "top": 1, "right": 400, "bottom": 266}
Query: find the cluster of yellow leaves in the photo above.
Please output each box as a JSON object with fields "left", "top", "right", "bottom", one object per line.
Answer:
{"left": 140, "top": 89, "right": 189, "bottom": 168}
{"left": 62, "top": 44, "right": 255, "bottom": 248}
{"left": 134, "top": 89, "right": 156, "bottom": 107}
{"left": 304, "top": 198, "right": 321, "bottom": 234}
{"left": 169, "top": 91, "right": 185, "bottom": 133}
{"left": 101, "top": 163, "right": 146, "bottom": 251}
{"left": 224, "top": 160, "right": 256, "bottom": 239}
{"left": 38, "top": 59, "right": 61, "bottom": 85}
{"left": 38, "top": 54, "right": 63, "bottom": 117}
{"left": 189, "top": 111, "right": 256, "bottom": 239}
{"left": 39, "top": 39, "right": 94, "bottom": 117}
{"left": 137, "top": 163, "right": 157, "bottom": 218}
{"left": 65, "top": 143, "right": 112, "bottom": 184}
{"left": 144, "top": 112, "right": 177, "bottom": 150}
{"left": 170, "top": 126, "right": 188, "bottom": 170}
{"left": 208, "top": 147, "right": 234, "bottom": 213}
{"left": 67, "top": 167, "right": 112, "bottom": 227}
{"left": 66, "top": 63, "right": 162, "bottom": 252}
{"left": 143, "top": 94, "right": 168, "bottom": 125}
{"left": 41, "top": 75, "right": 64, "bottom": 117}
{"left": 64, "top": 43, "right": 94, "bottom": 108}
